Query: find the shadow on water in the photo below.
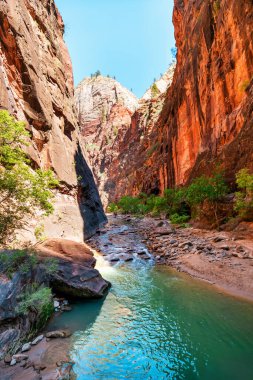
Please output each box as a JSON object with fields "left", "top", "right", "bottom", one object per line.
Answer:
{"left": 46, "top": 297, "right": 106, "bottom": 334}
{"left": 74, "top": 142, "right": 107, "bottom": 240}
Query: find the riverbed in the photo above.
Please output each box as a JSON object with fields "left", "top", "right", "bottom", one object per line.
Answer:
{"left": 47, "top": 216, "right": 253, "bottom": 380}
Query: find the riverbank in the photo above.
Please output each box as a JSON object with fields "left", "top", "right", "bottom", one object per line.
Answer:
{"left": 122, "top": 215, "right": 253, "bottom": 302}
{"left": 2, "top": 214, "right": 253, "bottom": 379}
{"left": 38, "top": 216, "right": 253, "bottom": 380}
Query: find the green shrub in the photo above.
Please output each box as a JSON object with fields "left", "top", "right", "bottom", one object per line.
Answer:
{"left": 34, "top": 224, "right": 46, "bottom": 241}
{"left": 0, "top": 249, "right": 58, "bottom": 278}
{"left": 185, "top": 172, "right": 228, "bottom": 206}
{"left": 234, "top": 168, "right": 253, "bottom": 220}
{"left": 109, "top": 171, "right": 229, "bottom": 224}
{"left": 0, "top": 110, "right": 59, "bottom": 245}
{"left": 17, "top": 286, "right": 53, "bottom": 328}
{"left": 170, "top": 213, "right": 190, "bottom": 225}
{"left": 107, "top": 202, "right": 120, "bottom": 213}
{"left": 0, "top": 250, "right": 38, "bottom": 278}
{"left": 151, "top": 83, "right": 160, "bottom": 98}
{"left": 164, "top": 188, "right": 187, "bottom": 214}
{"left": 118, "top": 196, "right": 142, "bottom": 214}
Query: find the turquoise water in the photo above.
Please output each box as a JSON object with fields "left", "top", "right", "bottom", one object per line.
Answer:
{"left": 48, "top": 219, "right": 253, "bottom": 380}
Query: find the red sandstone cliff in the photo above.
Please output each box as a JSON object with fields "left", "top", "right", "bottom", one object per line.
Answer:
{"left": 0, "top": 0, "right": 106, "bottom": 240}
{"left": 110, "top": 0, "right": 253, "bottom": 198}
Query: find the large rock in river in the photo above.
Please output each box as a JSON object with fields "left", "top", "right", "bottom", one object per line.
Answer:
{"left": 36, "top": 239, "right": 110, "bottom": 298}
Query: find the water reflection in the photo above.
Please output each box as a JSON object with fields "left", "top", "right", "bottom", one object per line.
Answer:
{"left": 49, "top": 218, "right": 253, "bottom": 380}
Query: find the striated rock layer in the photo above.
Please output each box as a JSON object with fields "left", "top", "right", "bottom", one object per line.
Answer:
{"left": 158, "top": 0, "right": 253, "bottom": 190}
{"left": 86, "top": 0, "right": 253, "bottom": 199}
{"left": 76, "top": 68, "right": 175, "bottom": 204}
{"left": 0, "top": 0, "right": 106, "bottom": 239}
{"left": 75, "top": 75, "right": 138, "bottom": 206}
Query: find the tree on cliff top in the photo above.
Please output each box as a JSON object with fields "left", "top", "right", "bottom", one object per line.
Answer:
{"left": 0, "top": 110, "right": 58, "bottom": 246}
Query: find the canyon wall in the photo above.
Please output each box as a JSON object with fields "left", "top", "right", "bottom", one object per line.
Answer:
{"left": 98, "top": 0, "right": 253, "bottom": 199}
{"left": 77, "top": 0, "right": 253, "bottom": 203}
{"left": 75, "top": 75, "right": 138, "bottom": 206}
{"left": 0, "top": 0, "right": 106, "bottom": 240}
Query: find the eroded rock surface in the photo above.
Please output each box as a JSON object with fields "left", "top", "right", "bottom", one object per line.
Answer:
{"left": 80, "top": 1, "right": 253, "bottom": 199}
{"left": 36, "top": 238, "right": 110, "bottom": 298}
{"left": 120, "top": 0, "right": 253, "bottom": 195}
{"left": 75, "top": 68, "right": 175, "bottom": 204}
{"left": 0, "top": 0, "right": 106, "bottom": 241}
{"left": 0, "top": 241, "right": 110, "bottom": 358}
{"left": 75, "top": 75, "right": 138, "bottom": 206}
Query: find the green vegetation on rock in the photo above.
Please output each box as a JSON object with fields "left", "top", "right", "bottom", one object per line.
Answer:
{"left": 0, "top": 249, "right": 58, "bottom": 278}
{"left": 108, "top": 170, "right": 233, "bottom": 226}
{"left": 0, "top": 110, "right": 59, "bottom": 245}
{"left": 235, "top": 168, "right": 253, "bottom": 220}
{"left": 151, "top": 83, "right": 160, "bottom": 98}
{"left": 17, "top": 285, "right": 54, "bottom": 329}
{"left": 0, "top": 249, "right": 37, "bottom": 278}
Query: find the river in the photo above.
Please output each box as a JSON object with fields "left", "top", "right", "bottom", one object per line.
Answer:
{"left": 48, "top": 216, "right": 253, "bottom": 380}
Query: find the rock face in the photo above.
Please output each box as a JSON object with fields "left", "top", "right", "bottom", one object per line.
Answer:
{"left": 119, "top": 0, "right": 253, "bottom": 195}
{"left": 79, "top": 1, "right": 253, "bottom": 200}
{"left": 36, "top": 238, "right": 110, "bottom": 298}
{"left": 156, "top": 0, "right": 253, "bottom": 190}
{"left": 0, "top": 258, "right": 51, "bottom": 359}
{"left": 75, "top": 75, "right": 138, "bottom": 206}
{"left": 0, "top": 0, "right": 106, "bottom": 240}
{"left": 110, "top": 65, "right": 176, "bottom": 198}
{"left": 0, "top": 242, "right": 110, "bottom": 358}
{"left": 75, "top": 69, "right": 175, "bottom": 203}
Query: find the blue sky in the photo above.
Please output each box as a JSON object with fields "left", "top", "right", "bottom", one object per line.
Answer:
{"left": 55, "top": 0, "right": 175, "bottom": 98}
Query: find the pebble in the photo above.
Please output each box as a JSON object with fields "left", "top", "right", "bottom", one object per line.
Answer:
{"left": 32, "top": 335, "right": 44, "bottom": 345}
{"left": 54, "top": 300, "right": 60, "bottom": 308}
{"left": 10, "top": 358, "right": 17, "bottom": 366}
{"left": 12, "top": 354, "right": 29, "bottom": 362}
{"left": 4, "top": 354, "right": 12, "bottom": 364}
{"left": 21, "top": 343, "right": 31, "bottom": 352}
{"left": 213, "top": 237, "right": 224, "bottom": 243}
{"left": 220, "top": 245, "right": 230, "bottom": 251}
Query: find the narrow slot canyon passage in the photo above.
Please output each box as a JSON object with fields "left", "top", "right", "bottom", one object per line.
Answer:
{"left": 0, "top": 0, "right": 253, "bottom": 379}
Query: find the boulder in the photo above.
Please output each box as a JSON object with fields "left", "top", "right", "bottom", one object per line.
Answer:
{"left": 46, "top": 329, "right": 72, "bottom": 339}
{"left": 0, "top": 329, "right": 20, "bottom": 360}
{"left": 36, "top": 239, "right": 96, "bottom": 266}
{"left": 36, "top": 239, "right": 110, "bottom": 298}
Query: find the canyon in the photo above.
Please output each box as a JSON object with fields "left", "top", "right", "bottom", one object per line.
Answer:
{"left": 0, "top": 0, "right": 253, "bottom": 378}
{"left": 76, "top": 0, "right": 253, "bottom": 200}
{"left": 76, "top": 66, "right": 175, "bottom": 204}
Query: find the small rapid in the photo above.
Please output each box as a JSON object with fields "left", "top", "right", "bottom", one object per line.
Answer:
{"left": 48, "top": 216, "right": 253, "bottom": 380}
